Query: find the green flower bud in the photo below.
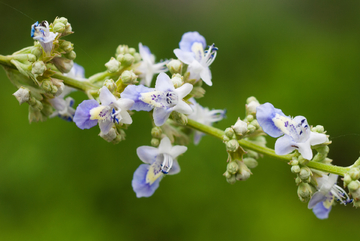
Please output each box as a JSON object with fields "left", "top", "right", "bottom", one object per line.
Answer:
{"left": 28, "top": 96, "right": 37, "bottom": 106}
{"left": 103, "top": 79, "right": 116, "bottom": 92}
{"left": 224, "top": 127, "right": 235, "bottom": 139}
{"left": 246, "top": 150, "right": 259, "bottom": 159}
{"left": 349, "top": 168, "right": 360, "bottom": 180}
{"left": 291, "top": 165, "right": 301, "bottom": 174}
{"left": 64, "top": 51, "right": 76, "bottom": 60}
{"left": 353, "top": 200, "right": 360, "bottom": 208}
{"left": 116, "top": 54, "right": 124, "bottom": 62}
{"left": 243, "top": 157, "right": 258, "bottom": 169}
{"left": 298, "top": 156, "right": 309, "bottom": 165}
{"left": 116, "top": 45, "right": 129, "bottom": 55}
{"left": 171, "top": 74, "right": 183, "bottom": 88}
{"left": 54, "top": 17, "right": 68, "bottom": 26}
{"left": 295, "top": 176, "right": 302, "bottom": 185}
{"left": 236, "top": 160, "right": 251, "bottom": 181}
{"left": 247, "top": 124, "right": 256, "bottom": 133}
{"left": 172, "top": 112, "right": 188, "bottom": 125}
{"left": 13, "top": 87, "right": 30, "bottom": 105}
{"left": 60, "top": 40, "right": 74, "bottom": 53}
{"left": 120, "top": 70, "right": 138, "bottom": 85}
{"left": 53, "top": 22, "right": 65, "bottom": 33}
{"left": 246, "top": 100, "right": 260, "bottom": 115}
{"left": 121, "top": 54, "right": 135, "bottom": 66}
{"left": 344, "top": 174, "right": 352, "bottom": 185}
{"left": 232, "top": 118, "right": 247, "bottom": 135}
{"left": 226, "top": 175, "right": 236, "bottom": 184}
{"left": 105, "top": 57, "right": 120, "bottom": 73}
{"left": 128, "top": 47, "right": 136, "bottom": 55}
{"left": 226, "top": 139, "right": 239, "bottom": 152}
{"left": 250, "top": 119, "right": 259, "bottom": 129}
{"left": 151, "top": 138, "right": 160, "bottom": 147}
{"left": 348, "top": 181, "right": 359, "bottom": 192}
{"left": 227, "top": 161, "right": 239, "bottom": 174}
{"left": 52, "top": 57, "right": 73, "bottom": 73}
{"left": 133, "top": 53, "right": 141, "bottom": 63}
{"left": 297, "top": 183, "right": 312, "bottom": 201}
{"left": 31, "top": 47, "right": 42, "bottom": 58}
{"left": 41, "top": 103, "right": 53, "bottom": 116}
{"left": 223, "top": 171, "right": 232, "bottom": 179}
{"left": 31, "top": 61, "right": 46, "bottom": 75}
{"left": 289, "top": 159, "right": 299, "bottom": 166}
{"left": 28, "top": 105, "right": 46, "bottom": 123}
{"left": 312, "top": 125, "right": 325, "bottom": 133}
{"left": 151, "top": 127, "right": 162, "bottom": 139}
{"left": 167, "top": 59, "right": 183, "bottom": 75}
{"left": 245, "top": 114, "right": 254, "bottom": 122}
{"left": 299, "top": 167, "right": 312, "bottom": 180}
{"left": 42, "top": 80, "right": 53, "bottom": 93}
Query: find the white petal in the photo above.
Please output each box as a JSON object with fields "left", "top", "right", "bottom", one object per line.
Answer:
{"left": 175, "top": 83, "right": 193, "bottom": 99}
{"left": 120, "top": 110, "right": 132, "bottom": 124}
{"left": 158, "top": 136, "right": 172, "bottom": 154}
{"left": 297, "top": 141, "right": 313, "bottom": 160}
{"left": 173, "top": 49, "right": 195, "bottom": 64}
{"left": 170, "top": 145, "right": 187, "bottom": 159}
{"left": 309, "top": 132, "right": 327, "bottom": 146}
{"left": 99, "top": 86, "right": 116, "bottom": 106}
{"left": 173, "top": 100, "right": 193, "bottom": 115}
{"left": 115, "top": 98, "right": 134, "bottom": 111}
{"left": 200, "top": 67, "right": 212, "bottom": 86}
{"left": 274, "top": 135, "right": 296, "bottom": 155}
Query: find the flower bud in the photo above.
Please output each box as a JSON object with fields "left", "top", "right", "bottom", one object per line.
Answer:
{"left": 52, "top": 57, "right": 73, "bottom": 73}
{"left": 243, "top": 157, "right": 258, "bottom": 169}
{"left": 31, "top": 61, "right": 46, "bottom": 75}
{"left": 223, "top": 171, "right": 232, "bottom": 179}
{"left": 120, "top": 70, "right": 138, "bottom": 85}
{"left": 116, "top": 45, "right": 129, "bottom": 55}
{"left": 99, "top": 128, "right": 117, "bottom": 142}
{"left": 247, "top": 124, "right": 256, "bottom": 133}
{"left": 167, "top": 59, "right": 182, "bottom": 75}
{"left": 13, "top": 87, "right": 30, "bottom": 105}
{"left": 224, "top": 127, "right": 235, "bottom": 139}
{"left": 246, "top": 100, "right": 260, "bottom": 115}
{"left": 245, "top": 114, "right": 254, "bottom": 122}
{"left": 103, "top": 79, "right": 116, "bottom": 92}
{"left": 133, "top": 53, "right": 141, "bottom": 63}
{"left": 54, "top": 17, "right": 68, "bottom": 26}
{"left": 312, "top": 125, "right": 325, "bottom": 133}
{"left": 297, "top": 183, "right": 312, "bottom": 201}
{"left": 222, "top": 135, "right": 230, "bottom": 142}
{"left": 298, "top": 156, "right": 309, "bottom": 165}
{"left": 121, "top": 54, "right": 134, "bottom": 66}
{"left": 171, "top": 74, "right": 183, "bottom": 88}
{"left": 349, "top": 168, "right": 360, "bottom": 180}
{"left": 343, "top": 174, "right": 352, "bottom": 185}
{"left": 41, "top": 80, "right": 53, "bottom": 93}
{"left": 289, "top": 159, "right": 298, "bottom": 166}
{"left": 172, "top": 112, "right": 188, "bottom": 125}
{"left": 41, "top": 103, "right": 53, "bottom": 116}
{"left": 64, "top": 51, "right": 76, "bottom": 60}
{"left": 226, "top": 175, "right": 236, "bottom": 184}
{"left": 31, "top": 47, "right": 42, "bottom": 58}
{"left": 128, "top": 47, "right": 136, "bottom": 55}
{"left": 226, "top": 139, "right": 239, "bottom": 152}
{"left": 291, "top": 165, "right": 301, "bottom": 174}
{"left": 151, "top": 127, "right": 162, "bottom": 139}
{"left": 235, "top": 160, "right": 251, "bottom": 181}
{"left": 299, "top": 167, "right": 312, "bottom": 180}
{"left": 53, "top": 22, "right": 65, "bottom": 33}
{"left": 105, "top": 57, "right": 120, "bottom": 73}
{"left": 28, "top": 106, "right": 45, "bottom": 123}
{"left": 227, "top": 161, "right": 239, "bottom": 174}
{"left": 232, "top": 118, "right": 247, "bottom": 135}
{"left": 295, "top": 176, "right": 302, "bottom": 185}
{"left": 151, "top": 138, "right": 160, "bottom": 147}
{"left": 60, "top": 40, "right": 74, "bottom": 53}
{"left": 250, "top": 119, "right": 259, "bottom": 129}
{"left": 348, "top": 181, "right": 359, "bottom": 191}
{"left": 246, "top": 96, "right": 258, "bottom": 104}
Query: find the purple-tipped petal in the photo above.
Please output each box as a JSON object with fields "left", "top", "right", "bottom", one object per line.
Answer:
{"left": 274, "top": 135, "right": 296, "bottom": 155}
{"left": 73, "top": 100, "right": 99, "bottom": 129}
{"left": 256, "top": 103, "right": 286, "bottom": 138}
{"left": 132, "top": 164, "right": 161, "bottom": 198}
{"left": 179, "top": 31, "right": 206, "bottom": 52}
{"left": 153, "top": 107, "right": 172, "bottom": 126}
{"left": 312, "top": 202, "right": 332, "bottom": 219}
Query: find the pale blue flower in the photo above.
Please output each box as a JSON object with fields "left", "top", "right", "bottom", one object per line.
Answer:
{"left": 188, "top": 98, "right": 226, "bottom": 144}
{"left": 256, "top": 102, "right": 327, "bottom": 160}
{"left": 120, "top": 84, "right": 153, "bottom": 112}
{"left": 73, "top": 86, "right": 134, "bottom": 133}
{"left": 31, "top": 21, "right": 58, "bottom": 54}
{"left": 308, "top": 174, "right": 350, "bottom": 219}
{"left": 137, "top": 43, "right": 169, "bottom": 87}
{"left": 132, "top": 136, "right": 186, "bottom": 198}
{"left": 140, "top": 73, "right": 193, "bottom": 126}
{"left": 173, "top": 31, "right": 217, "bottom": 86}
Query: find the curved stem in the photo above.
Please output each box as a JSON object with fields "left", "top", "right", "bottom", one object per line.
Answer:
{"left": 186, "top": 119, "right": 349, "bottom": 176}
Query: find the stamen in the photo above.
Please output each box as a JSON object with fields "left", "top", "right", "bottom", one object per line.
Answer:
{"left": 160, "top": 153, "right": 173, "bottom": 174}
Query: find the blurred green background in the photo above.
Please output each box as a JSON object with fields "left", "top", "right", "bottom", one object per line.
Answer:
{"left": 0, "top": 0, "right": 360, "bottom": 240}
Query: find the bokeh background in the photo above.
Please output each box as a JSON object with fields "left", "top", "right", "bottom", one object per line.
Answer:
{"left": 0, "top": 0, "right": 359, "bottom": 240}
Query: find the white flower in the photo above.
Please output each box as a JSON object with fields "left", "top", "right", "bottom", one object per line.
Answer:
{"left": 31, "top": 21, "right": 58, "bottom": 54}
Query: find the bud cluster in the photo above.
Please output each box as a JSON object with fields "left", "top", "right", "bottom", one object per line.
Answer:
{"left": 344, "top": 163, "right": 360, "bottom": 207}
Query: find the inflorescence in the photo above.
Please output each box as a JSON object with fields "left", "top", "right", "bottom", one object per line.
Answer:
{"left": 1, "top": 17, "right": 359, "bottom": 220}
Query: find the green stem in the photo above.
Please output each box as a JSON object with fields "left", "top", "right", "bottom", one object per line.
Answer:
{"left": 186, "top": 119, "right": 349, "bottom": 176}
{"left": 53, "top": 73, "right": 97, "bottom": 92}
{"left": 0, "top": 55, "right": 14, "bottom": 68}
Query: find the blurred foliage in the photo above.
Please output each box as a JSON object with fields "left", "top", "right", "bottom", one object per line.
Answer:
{"left": 0, "top": 0, "right": 359, "bottom": 240}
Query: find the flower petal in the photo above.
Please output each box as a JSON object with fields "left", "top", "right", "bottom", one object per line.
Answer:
{"left": 173, "top": 100, "right": 193, "bottom": 115}
{"left": 99, "top": 119, "right": 113, "bottom": 134}
{"left": 132, "top": 164, "right": 161, "bottom": 198}
{"left": 170, "top": 145, "right": 188, "bottom": 159}
{"left": 256, "top": 103, "right": 286, "bottom": 138}
{"left": 73, "top": 100, "right": 99, "bottom": 129}
{"left": 312, "top": 202, "right": 331, "bottom": 219}
{"left": 137, "top": 146, "right": 158, "bottom": 164}
{"left": 155, "top": 73, "right": 174, "bottom": 92}
{"left": 308, "top": 191, "right": 328, "bottom": 209}
{"left": 153, "top": 107, "right": 172, "bottom": 126}
{"left": 119, "top": 110, "right": 132, "bottom": 124}
{"left": 158, "top": 136, "right": 173, "bottom": 154}
{"left": 274, "top": 135, "right": 296, "bottom": 155}
{"left": 175, "top": 83, "right": 193, "bottom": 99}
{"left": 179, "top": 31, "right": 206, "bottom": 52}
{"left": 297, "top": 140, "right": 314, "bottom": 160}
{"left": 200, "top": 67, "right": 212, "bottom": 86}
{"left": 173, "top": 49, "right": 195, "bottom": 65}
{"left": 167, "top": 159, "right": 181, "bottom": 175}
{"left": 99, "top": 86, "right": 117, "bottom": 106}
{"left": 309, "top": 132, "right": 327, "bottom": 146}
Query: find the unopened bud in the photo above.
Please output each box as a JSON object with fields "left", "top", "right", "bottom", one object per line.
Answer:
{"left": 64, "top": 51, "right": 76, "bottom": 60}
{"left": 171, "top": 74, "right": 183, "bottom": 88}
{"left": 151, "top": 138, "right": 160, "bottom": 147}
{"left": 105, "top": 57, "right": 120, "bottom": 73}
{"left": 232, "top": 118, "right": 247, "bottom": 135}
{"left": 224, "top": 127, "right": 235, "bottom": 139}
{"left": 52, "top": 57, "right": 73, "bottom": 73}
{"left": 172, "top": 112, "right": 188, "bottom": 125}
{"left": 349, "top": 168, "right": 360, "bottom": 180}
{"left": 243, "top": 157, "right": 258, "bottom": 169}
{"left": 167, "top": 59, "right": 182, "bottom": 75}
{"left": 116, "top": 45, "right": 129, "bottom": 55}
{"left": 236, "top": 160, "right": 251, "bottom": 181}
{"left": 60, "top": 40, "right": 73, "bottom": 53}
{"left": 99, "top": 128, "right": 117, "bottom": 142}
{"left": 121, "top": 54, "right": 134, "bottom": 66}
{"left": 223, "top": 171, "right": 232, "bottom": 179}
{"left": 13, "top": 87, "right": 30, "bottom": 105}
{"left": 226, "top": 175, "right": 236, "bottom": 184}
{"left": 291, "top": 165, "right": 301, "bottom": 174}
{"left": 227, "top": 161, "right": 239, "bottom": 174}
{"left": 297, "top": 183, "right": 312, "bottom": 201}
{"left": 348, "top": 181, "right": 359, "bottom": 191}
{"left": 120, "top": 70, "right": 138, "bottom": 85}
{"left": 247, "top": 124, "right": 256, "bottom": 132}
{"left": 226, "top": 139, "right": 239, "bottom": 152}
{"left": 299, "top": 167, "right": 312, "bottom": 180}
{"left": 31, "top": 61, "right": 46, "bottom": 75}
{"left": 344, "top": 174, "right": 352, "bottom": 185}
{"left": 103, "top": 79, "right": 116, "bottom": 92}
{"left": 53, "top": 22, "right": 65, "bottom": 33}
{"left": 151, "top": 127, "right": 162, "bottom": 139}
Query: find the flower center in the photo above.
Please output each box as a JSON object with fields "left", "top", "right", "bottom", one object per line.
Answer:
{"left": 160, "top": 153, "right": 174, "bottom": 174}
{"left": 272, "top": 114, "right": 309, "bottom": 142}
{"left": 140, "top": 90, "right": 178, "bottom": 109}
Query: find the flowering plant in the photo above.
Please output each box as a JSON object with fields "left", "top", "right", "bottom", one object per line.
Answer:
{"left": 1, "top": 16, "right": 359, "bottom": 220}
